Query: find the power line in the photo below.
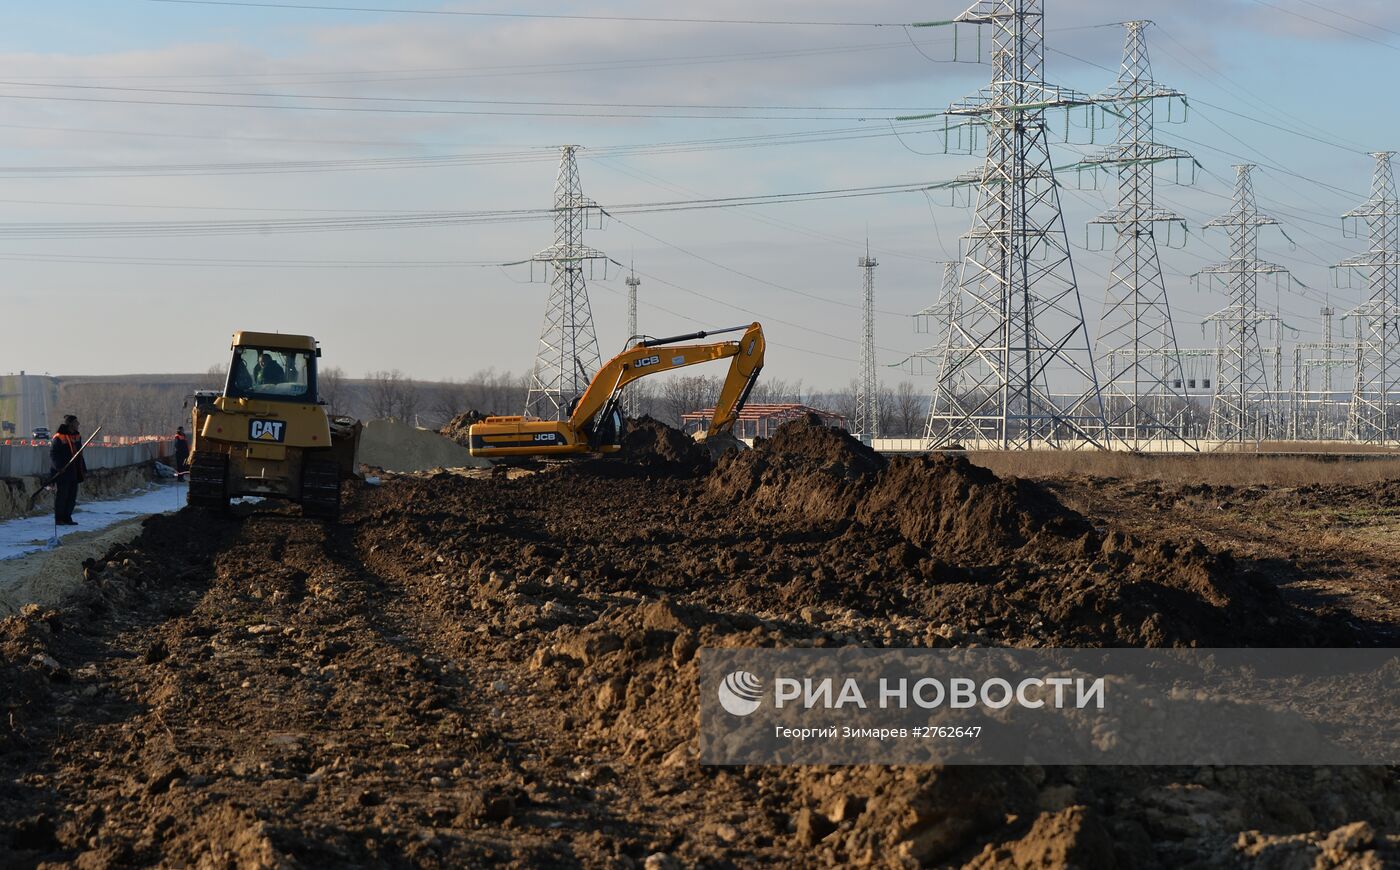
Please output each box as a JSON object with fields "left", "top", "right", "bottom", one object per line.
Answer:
{"left": 2, "top": 36, "right": 952, "bottom": 84}
{"left": 589, "top": 276, "right": 859, "bottom": 364}
{"left": 0, "top": 118, "right": 950, "bottom": 169}
{"left": 0, "top": 90, "right": 898, "bottom": 121}
{"left": 142, "top": 0, "right": 909, "bottom": 27}
{"left": 1248, "top": 0, "right": 1400, "bottom": 54}
{"left": 1046, "top": 44, "right": 1366, "bottom": 157}
{"left": 608, "top": 214, "right": 912, "bottom": 320}
{"left": 622, "top": 263, "right": 898, "bottom": 358}
{"left": 0, "top": 78, "right": 935, "bottom": 114}
{"left": 0, "top": 252, "right": 504, "bottom": 268}
{"left": 590, "top": 155, "right": 944, "bottom": 266}
{"left": 1149, "top": 23, "right": 1373, "bottom": 153}
{"left": 0, "top": 179, "right": 949, "bottom": 238}
{"left": 1290, "top": 0, "right": 1400, "bottom": 40}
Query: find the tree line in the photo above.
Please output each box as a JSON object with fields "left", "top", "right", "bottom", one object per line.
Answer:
{"left": 55, "top": 367, "right": 935, "bottom": 438}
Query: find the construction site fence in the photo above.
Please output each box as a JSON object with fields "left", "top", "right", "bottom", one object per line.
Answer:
{"left": 0, "top": 439, "right": 175, "bottom": 478}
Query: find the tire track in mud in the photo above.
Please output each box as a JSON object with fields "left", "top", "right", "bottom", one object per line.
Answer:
{"left": 0, "top": 505, "right": 619, "bottom": 867}
{"left": 3, "top": 415, "right": 1397, "bottom": 867}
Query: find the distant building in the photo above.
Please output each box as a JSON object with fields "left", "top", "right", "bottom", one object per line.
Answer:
{"left": 680, "top": 403, "right": 847, "bottom": 440}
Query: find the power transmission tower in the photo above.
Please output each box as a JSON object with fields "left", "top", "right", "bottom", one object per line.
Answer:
{"left": 907, "top": 262, "right": 964, "bottom": 380}
{"left": 524, "top": 145, "right": 608, "bottom": 420}
{"left": 855, "top": 246, "right": 879, "bottom": 438}
{"left": 1322, "top": 305, "right": 1337, "bottom": 396}
{"left": 915, "top": 262, "right": 962, "bottom": 338}
{"left": 1291, "top": 306, "right": 1356, "bottom": 440}
{"left": 925, "top": 0, "right": 1110, "bottom": 450}
{"left": 624, "top": 269, "right": 641, "bottom": 418}
{"left": 1197, "top": 164, "right": 1289, "bottom": 444}
{"left": 1081, "top": 21, "right": 1196, "bottom": 450}
{"left": 1341, "top": 151, "right": 1400, "bottom": 444}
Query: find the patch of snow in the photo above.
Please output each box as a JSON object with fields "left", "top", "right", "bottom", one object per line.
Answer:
{"left": 0, "top": 483, "right": 186, "bottom": 561}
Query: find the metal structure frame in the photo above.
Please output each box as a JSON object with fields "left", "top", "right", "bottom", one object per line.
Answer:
{"left": 1290, "top": 307, "right": 1357, "bottom": 440}
{"left": 1341, "top": 151, "right": 1400, "bottom": 444}
{"left": 1080, "top": 21, "right": 1196, "bottom": 450}
{"left": 900, "top": 263, "right": 968, "bottom": 383}
{"left": 524, "top": 145, "right": 608, "bottom": 420}
{"left": 924, "top": 0, "right": 1110, "bottom": 450}
{"left": 1197, "top": 164, "right": 1290, "bottom": 444}
{"left": 855, "top": 247, "right": 880, "bottom": 437}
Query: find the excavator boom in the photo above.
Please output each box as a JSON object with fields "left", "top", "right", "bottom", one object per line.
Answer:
{"left": 469, "top": 322, "right": 765, "bottom": 458}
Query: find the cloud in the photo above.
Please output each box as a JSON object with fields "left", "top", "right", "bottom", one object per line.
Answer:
{"left": 0, "top": 0, "right": 1382, "bottom": 383}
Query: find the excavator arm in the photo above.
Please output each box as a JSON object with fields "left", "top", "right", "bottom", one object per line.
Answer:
{"left": 702, "top": 324, "right": 764, "bottom": 437}
{"left": 468, "top": 322, "right": 765, "bottom": 458}
{"left": 569, "top": 322, "right": 765, "bottom": 439}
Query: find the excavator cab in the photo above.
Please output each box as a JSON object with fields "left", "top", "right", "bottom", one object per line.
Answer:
{"left": 469, "top": 322, "right": 764, "bottom": 459}
{"left": 187, "top": 331, "right": 361, "bottom": 519}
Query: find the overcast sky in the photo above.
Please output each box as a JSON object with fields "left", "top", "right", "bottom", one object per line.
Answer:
{"left": 0, "top": 0, "right": 1397, "bottom": 390}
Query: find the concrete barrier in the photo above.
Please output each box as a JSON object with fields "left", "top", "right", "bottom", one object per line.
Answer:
{"left": 0, "top": 440, "right": 173, "bottom": 479}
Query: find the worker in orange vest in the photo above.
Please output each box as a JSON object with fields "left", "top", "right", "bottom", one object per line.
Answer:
{"left": 49, "top": 415, "right": 87, "bottom": 526}
{"left": 174, "top": 426, "right": 190, "bottom": 474}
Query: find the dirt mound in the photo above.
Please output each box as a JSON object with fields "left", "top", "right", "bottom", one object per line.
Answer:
{"left": 608, "top": 416, "right": 709, "bottom": 474}
{"left": 438, "top": 409, "right": 490, "bottom": 446}
{"left": 759, "top": 413, "right": 884, "bottom": 473}
{"left": 709, "top": 419, "right": 1079, "bottom": 562}
{"left": 862, "top": 454, "right": 1090, "bottom": 557}
{"left": 705, "top": 419, "right": 1334, "bottom": 647}
{"left": 358, "top": 418, "right": 489, "bottom": 472}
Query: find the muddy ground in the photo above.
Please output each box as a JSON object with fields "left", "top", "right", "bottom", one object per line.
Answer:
{"left": 0, "top": 417, "right": 1396, "bottom": 868}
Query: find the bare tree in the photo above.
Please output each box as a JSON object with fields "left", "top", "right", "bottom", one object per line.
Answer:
{"left": 320, "top": 365, "right": 346, "bottom": 417}
{"left": 749, "top": 377, "right": 788, "bottom": 405}
{"left": 398, "top": 377, "right": 421, "bottom": 425}
{"left": 366, "top": 369, "right": 403, "bottom": 419}
{"left": 658, "top": 375, "right": 720, "bottom": 428}
{"left": 878, "top": 384, "right": 898, "bottom": 437}
{"left": 894, "top": 380, "right": 924, "bottom": 437}
{"left": 202, "top": 363, "right": 227, "bottom": 391}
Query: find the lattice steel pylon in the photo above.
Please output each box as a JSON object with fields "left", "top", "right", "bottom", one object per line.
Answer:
{"left": 1341, "top": 151, "right": 1400, "bottom": 444}
{"left": 524, "top": 145, "right": 608, "bottom": 420}
{"left": 1082, "top": 21, "right": 1196, "bottom": 450}
{"left": 1197, "top": 164, "right": 1289, "bottom": 444}
{"left": 925, "top": 0, "right": 1110, "bottom": 450}
{"left": 909, "top": 262, "right": 964, "bottom": 376}
{"left": 855, "top": 246, "right": 880, "bottom": 437}
{"left": 624, "top": 269, "right": 641, "bottom": 418}
{"left": 1291, "top": 305, "right": 1356, "bottom": 440}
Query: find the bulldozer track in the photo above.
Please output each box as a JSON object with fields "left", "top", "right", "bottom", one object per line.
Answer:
{"left": 300, "top": 457, "right": 341, "bottom": 520}
{"left": 187, "top": 451, "right": 228, "bottom": 511}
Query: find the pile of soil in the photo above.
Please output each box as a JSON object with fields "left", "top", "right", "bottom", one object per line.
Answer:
{"left": 606, "top": 416, "right": 708, "bottom": 475}
{"left": 358, "top": 418, "right": 489, "bottom": 472}
{"left": 758, "top": 411, "right": 885, "bottom": 473}
{"left": 438, "top": 410, "right": 490, "bottom": 446}
{"left": 0, "top": 415, "right": 1391, "bottom": 867}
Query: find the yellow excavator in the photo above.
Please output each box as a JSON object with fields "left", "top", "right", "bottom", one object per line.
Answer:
{"left": 469, "top": 322, "right": 764, "bottom": 458}
{"left": 187, "top": 331, "right": 361, "bottom": 519}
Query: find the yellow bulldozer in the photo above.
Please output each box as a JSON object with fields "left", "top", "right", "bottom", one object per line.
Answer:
{"left": 188, "top": 331, "right": 361, "bottom": 519}
{"left": 469, "top": 322, "right": 764, "bottom": 458}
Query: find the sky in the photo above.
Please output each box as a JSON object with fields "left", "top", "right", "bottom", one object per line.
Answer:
{"left": 0, "top": 0, "right": 1396, "bottom": 390}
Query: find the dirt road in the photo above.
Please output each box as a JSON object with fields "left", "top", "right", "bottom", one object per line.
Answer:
{"left": 0, "top": 418, "right": 1396, "bottom": 867}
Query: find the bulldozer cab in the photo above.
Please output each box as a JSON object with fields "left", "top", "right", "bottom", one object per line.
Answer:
{"left": 224, "top": 332, "right": 319, "bottom": 403}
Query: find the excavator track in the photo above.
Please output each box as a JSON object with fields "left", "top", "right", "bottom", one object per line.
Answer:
{"left": 300, "top": 458, "right": 341, "bottom": 520}
{"left": 187, "top": 452, "right": 229, "bottom": 511}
